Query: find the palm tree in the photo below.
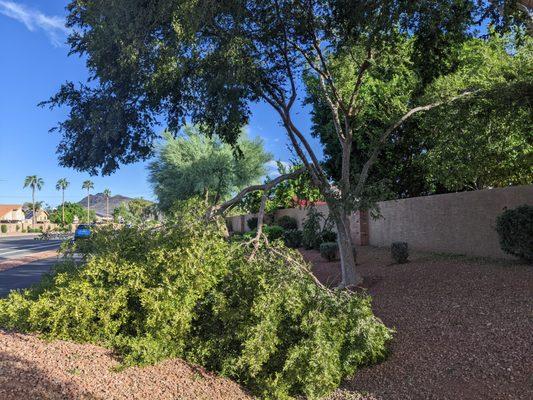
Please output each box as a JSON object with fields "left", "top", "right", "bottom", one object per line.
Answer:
{"left": 82, "top": 180, "right": 94, "bottom": 223}
{"left": 55, "top": 178, "right": 70, "bottom": 225}
{"left": 103, "top": 188, "right": 112, "bottom": 220}
{"left": 23, "top": 175, "right": 44, "bottom": 228}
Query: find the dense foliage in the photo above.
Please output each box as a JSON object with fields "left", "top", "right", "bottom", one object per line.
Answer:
{"left": 0, "top": 201, "right": 391, "bottom": 399}
{"left": 276, "top": 216, "right": 298, "bottom": 230}
{"left": 283, "top": 229, "right": 303, "bottom": 248}
{"left": 307, "top": 35, "right": 532, "bottom": 198}
{"left": 149, "top": 127, "right": 271, "bottom": 211}
{"left": 113, "top": 198, "right": 155, "bottom": 225}
{"left": 495, "top": 205, "right": 533, "bottom": 262}
{"left": 48, "top": 202, "right": 95, "bottom": 224}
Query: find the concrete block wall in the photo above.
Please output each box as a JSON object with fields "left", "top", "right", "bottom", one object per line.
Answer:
{"left": 226, "top": 185, "right": 533, "bottom": 259}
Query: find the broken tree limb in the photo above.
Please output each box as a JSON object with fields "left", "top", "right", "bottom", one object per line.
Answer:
{"left": 208, "top": 167, "right": 306, "bottom": 218}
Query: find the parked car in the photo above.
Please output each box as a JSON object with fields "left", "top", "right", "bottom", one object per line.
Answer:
{"left": 74, "top": 224, "right": 92, "bottom": 240}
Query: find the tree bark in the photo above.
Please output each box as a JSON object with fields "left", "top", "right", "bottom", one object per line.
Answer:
{"left": 329, "top": 202, "right": 362, "bottom": 287}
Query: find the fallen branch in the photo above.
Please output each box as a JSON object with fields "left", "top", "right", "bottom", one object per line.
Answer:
{"left": 208, "top": 168, "right": 306, "bottom": 218}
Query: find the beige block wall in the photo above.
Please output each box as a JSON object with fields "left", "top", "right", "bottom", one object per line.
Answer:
{"left": 368, "top": 185, "right": 533, "bottom": 259}
{"left": 226, "top": 205, "right": 368, "bottom": 245}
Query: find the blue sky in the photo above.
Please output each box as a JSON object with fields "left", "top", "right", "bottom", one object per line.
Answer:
{"left": 0, "top": 1, "right": 322, "bottom": 207}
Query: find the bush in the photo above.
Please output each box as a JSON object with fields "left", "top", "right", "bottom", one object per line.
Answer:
{"left": 302, "top": 206, "right": 323, "bottom": 250}
{"left": 16, "top": 225, "right": 20, "bottom": 232}
{"left": 320, "top": 242, "right": 339, "bottom": 261}
{"left": 283, "top": 229, "right": 303, "bottom": 248}
{"left": 276, "top": 215, "right": 298, "bottom": 230}
{"left": 0, "top": 200, "right": 391, "bottom": 399}
{"left": 0, "top": 225, "right": 6, "bottom": 234}
{"left": 321, "top": 230, "right": 337, "bottom": 243}
{"left": 391, "top": 242, "right": 409, "bottom": 263}
{"left": 247, "top": 217, "right": 258, "bottom": 230}
{"left": 496, "top": 205, "right": 533, "bottom": 262}
{"left": 263, "top": 225, "right": 285, "bottom": 241}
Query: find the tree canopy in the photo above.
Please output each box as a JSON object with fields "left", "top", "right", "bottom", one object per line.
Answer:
{"left": 148, "top": 127, "right": 271, "bottom": 212}
{"left": 307, "top": 34, "right": 532, "bottom": 198}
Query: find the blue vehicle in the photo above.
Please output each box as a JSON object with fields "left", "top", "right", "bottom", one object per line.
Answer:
{"left": 74, "top": 224, "right": 92, "bottom": 240}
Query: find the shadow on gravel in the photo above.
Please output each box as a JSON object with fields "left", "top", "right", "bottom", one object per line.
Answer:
{"left": 0, "top": 351, "right": 94, "bottom": 400}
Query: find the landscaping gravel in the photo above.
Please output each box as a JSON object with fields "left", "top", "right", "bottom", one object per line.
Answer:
{"left": 302, "top": 247, "right": 533, "bottom": 400}
{"left": 0, "top": 331, "right": 252, "bottom": 400}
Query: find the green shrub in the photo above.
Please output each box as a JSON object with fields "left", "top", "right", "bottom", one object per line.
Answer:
{"left": 263, "top": 225, "right": 285, "bottom": 241}
{"left": 276, "top": 215, "right": 298, "bottom": 230}
{"left": 247, "top": 217, "right": 258, "bottom": 230}
{"left": 0, "top": 200, "right": 391, "bottom": 399}
{"left": 302, "top": 206, "right": 323, "bottom": 250}
{"left": 496, "top": 205, "right": 533, "bottom": 262}
{"left": 284, "top": 229, "right": 303, "bottom": 248}
{"left": 321, "top": 230, "right": 337, "bottom": 243}
{"left": 320, "top": 242, "right": 339, "bottom": 261}
{"left": 391, "top": 242, "right": 409, "bottom": 263}
{"left": 0, "top": 225, "right": 7, "bottom": 234}
{"left": 16, "top": 225, "right": 20, "bottom": 232}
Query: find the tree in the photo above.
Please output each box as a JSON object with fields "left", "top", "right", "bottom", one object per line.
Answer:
{"left": 103, "top": 188, "right": 112, "bottom": 219}
{"left": 113, "top": 198, "right": 154, "bottom": 225}
{"left": 43, "top": 1, "right": 529, "bottom": 287}
{"left": 82, "top": 180, "right": 94, "bottom": 223}
{"left": 148, "top": 127, "right": 272, "bottom": 212}
{"left": 307, "top": 34, "right": 532, "bottom": 198}
{"left": 419, "top": 35, "right": 533, "bottom": 190}
{"left": 55, "top": 178, "right": 70, "bottom": 225}
{"left": 23, "top": 175, "right": 44, "bottom": 228}
{"left": 49, "top": 202, "right": 94, "bottom": 225}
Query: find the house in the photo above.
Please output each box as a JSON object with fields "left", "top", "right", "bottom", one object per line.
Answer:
{"left": 25, "top": 209, "right": 49, "bottom": 223}
{"left": 0, "top": 204, "right": 25, "bottom": 222}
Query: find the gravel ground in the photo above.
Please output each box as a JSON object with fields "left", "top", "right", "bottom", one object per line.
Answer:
{"left": 302, "top": 247, "right": 533, "bottom": 400}
{"left": 0, "top": 331, "right": 252, "bottom": 400}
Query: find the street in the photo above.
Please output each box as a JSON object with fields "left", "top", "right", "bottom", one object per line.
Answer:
{"left": 0, "top": 236, "right": 63, "bottom": 297}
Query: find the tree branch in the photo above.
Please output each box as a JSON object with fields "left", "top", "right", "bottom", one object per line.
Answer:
{"left": 354, "top": 91, "right": 477, "bottom": 197}
{"left": 209, "top": 168, "right": 306, "bottom": 216}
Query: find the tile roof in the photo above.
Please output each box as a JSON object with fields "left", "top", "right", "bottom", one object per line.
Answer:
{"left": 0, "top": 204, "right": 23, "bottom": 217}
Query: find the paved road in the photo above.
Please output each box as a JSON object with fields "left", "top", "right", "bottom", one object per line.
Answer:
{"left": 0, "top": 236, "right": 63, "bottom": 260}
{"left": 0, "top": 236, "right": 63, "bottom": 297}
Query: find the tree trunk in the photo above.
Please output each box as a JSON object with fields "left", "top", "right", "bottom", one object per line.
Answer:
{"left": 62, "top": 190, "right": 65, "bottom": 225}
{"left": 87, "top": 192, "right": 90, "bottom": 223}
{"left": 331, "top": 205, "right": 362, "bottom": 287}
{"left": 32, "top": 187, "right": 36, "bottom": 228}
{"left": 106, "top": 197, "right": 109, "bottom": 219}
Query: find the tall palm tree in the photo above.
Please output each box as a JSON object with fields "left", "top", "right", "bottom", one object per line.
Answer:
{"left": 55, "top": 178, "right": 70, "bottom": 225}
{"left": 23, "top": 175, "right": 44, "bottom": 228}
{"left": 103, "top": 188, "right": 112, "bottom": 220}
{"left": 82, "top": 180, "right": 94, "bottom": 223}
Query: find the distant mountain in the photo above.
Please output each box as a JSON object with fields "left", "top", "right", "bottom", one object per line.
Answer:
{"left": 78, "top": 193, "right": 132, "bottom": 217}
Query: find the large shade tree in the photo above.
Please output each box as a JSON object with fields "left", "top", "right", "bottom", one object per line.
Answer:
{"left": 148, "top": 127, "right": 272, "bottom": 212}
{"left": 44, "top": 0, "right": 531, "bottom": 286}
{"left": 307, "top": 34, "right": 532, "bottom": 198}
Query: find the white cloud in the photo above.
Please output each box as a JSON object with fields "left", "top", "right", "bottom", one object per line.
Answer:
{"left": 265, "top": 160, "right": 291, "bottom": 178}
{"left": 0, "top": 1, "right": 69, "bottom": 46}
